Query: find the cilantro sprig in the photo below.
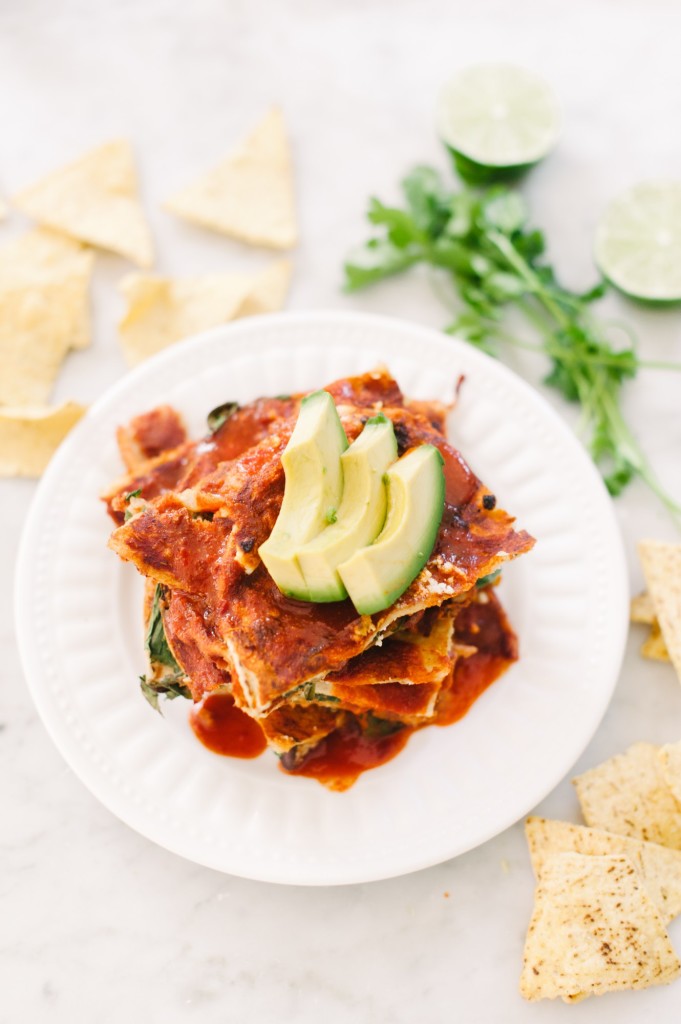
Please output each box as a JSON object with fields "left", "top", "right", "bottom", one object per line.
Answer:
{"left": 344, "top": 167, "right": 680, "bottom": 513}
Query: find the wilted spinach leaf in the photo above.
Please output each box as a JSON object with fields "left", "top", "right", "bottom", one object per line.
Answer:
{"left": 207, "top": 401, "right": 239, "bottom": 433}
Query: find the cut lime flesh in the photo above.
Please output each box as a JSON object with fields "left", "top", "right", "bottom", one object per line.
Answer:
{"left": 437, "top": 64, "right": 559, "bottom": 174}
{"left": 594, "top": 181, "right": 681, "bottom": 302}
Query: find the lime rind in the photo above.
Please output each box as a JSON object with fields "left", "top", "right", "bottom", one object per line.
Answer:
{"left": 595, "top": 181, "right": 681, "bottom": 302}
{"left": 446, "top": 148, "right": 534, "bottom": 186}
{"left": 437, "top": 64, "right": 559, "bottom": 180}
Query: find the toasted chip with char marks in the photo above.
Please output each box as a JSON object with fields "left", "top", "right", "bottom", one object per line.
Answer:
{"left": 573, "top": 742, "right": 681, "bottom": 849}
{"left": 525, "top": 817, "right": 681, "bottom": 924}
{"left": 519, "top": 852, "right": 680, "bottom": 1001}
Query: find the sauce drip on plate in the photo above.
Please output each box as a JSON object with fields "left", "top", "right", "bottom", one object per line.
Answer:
{"left": 279, "top": 718, "right": 413, "bottom": 791}
{"left": 188, "top": 591, "right": 517, "bottom": 785}
{"left": 189, "top": 693, "right": 267, "bottom": 758}
{"left": 434, "top": 592, "right": 517, "bottom": 726}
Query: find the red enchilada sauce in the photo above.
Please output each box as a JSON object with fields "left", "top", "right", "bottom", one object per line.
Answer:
{"left": 181, "top": 396, "right": 518, "bottom": 787}
{"left": 280, "top": 718, "right": 413, "bottom": 791}
{"left": 434, "top": 591, "right": 517, "bottom": 727}
{"left": 189, "top": 590, "right": 515, "bottom": 787}
{"left": 280, "top": 590, "right": 516, "bottom": 789}
{"left": 189, "top": 693, "right": 267, "bottom": 758}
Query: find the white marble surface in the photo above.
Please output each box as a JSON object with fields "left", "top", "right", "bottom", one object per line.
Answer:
{"left": 2, "top": 1, "right": 681, "bottom": 1020}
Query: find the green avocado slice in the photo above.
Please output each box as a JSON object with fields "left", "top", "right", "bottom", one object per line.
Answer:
{"left": 296, "top": 414, "right": 398, "bottom": 602}
{"left": 337, "top": 444, "right": 445, "bottom": 615}
{"left": 258, "top": 390, "right": 348, "bottom": 599}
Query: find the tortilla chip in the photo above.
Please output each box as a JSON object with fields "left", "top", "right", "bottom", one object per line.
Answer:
{"left": 118, "top": 259, "right": 291, "bottom": 366}
{"left": 164, "top": 108, "right": 297, "bottom": 249}
{"left": 642, "top": 621, "right": 671, "bottom": 662}
{"left": 0, "top": 228, "right": 93, "bottom": 350}
{"left": 631, "top": 590, "right": 656, "bottom": 625}
{"left": 0, "top": 283, "right": 85, "bottom": 405}
{"left": 659, "top": 741, "right": 681, "bottom": 806}
{"left": 519, "top": 852, "right": 680, "bottom": 1001}
{"left": 236, "top": 259, "right": 292, "bottom": 316}
{"left": 526, "top": 817, "right": 681, "bottom": 924}
{"left": 13, "top": 140, "right": 154, "bottom": 267}
{"left": 639, "top": 540, "right": 681, "bottom": 682}
{"left": 0, "top": 402, "right": 86, "bottom": 477}
{"left": 573, "top": 742, "right": 681, "bottom": 849}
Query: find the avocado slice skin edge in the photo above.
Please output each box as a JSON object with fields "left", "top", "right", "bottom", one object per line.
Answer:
{"left": 296, "top": 414, "right": 398, "bottom": 603}
{"left": 337, "top": 445, "right": 446, "bottom": 616}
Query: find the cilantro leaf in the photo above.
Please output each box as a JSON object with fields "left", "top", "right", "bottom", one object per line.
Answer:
{"left": 343, "top": 164, "right": 681, "bottom": 515}
{"left": 368, "top": 198, "right": 423, "bottom": 247}
{"left": 344, "top": 239, "right": 421, "bottom": 291}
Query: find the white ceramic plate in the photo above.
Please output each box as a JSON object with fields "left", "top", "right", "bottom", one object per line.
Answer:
{"left": 16, "top": 311, "right": 628, "bottom": 885}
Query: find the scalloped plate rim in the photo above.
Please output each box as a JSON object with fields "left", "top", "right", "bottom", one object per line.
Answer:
{"left": 14, "top": 310, "right": 628, "bottom": 885}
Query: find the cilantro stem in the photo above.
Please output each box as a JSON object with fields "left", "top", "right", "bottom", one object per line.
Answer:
{"left": 639, "top": 360, "right": 681, "bottom": 372}
{"left": 487, "top": 229, "right": 572, "bottom": 330}
{"left": 598, "top": 389, "right": 681, "bottom": 516}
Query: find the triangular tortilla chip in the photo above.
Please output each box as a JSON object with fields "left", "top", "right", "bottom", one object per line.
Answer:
{"left": 236, "top": 259, "right": 292, "bottom": 316}
{"left": 118, "top": 259, "right": 291, "bottom": 366}
{"left": 0, "top": 282, "right": 85, "bottom": 404}
{"left": 573, "top": 742, "right": 681, "bottom": 849}
{"left": 13, "top": 141, "right": 154, "bottom": 267}
{"left": 0, "top": 402, "right": 86, "bottom": 477}
{"left": 659, "top": 741, "right": 681, "bottom": 806}
{"left": 0, "top": 228, "right": 93, "bottom": 350}
{"left": 519, "top": 852, "right": 680, "bottom": 1001}
{"left": 642, "top": 621, "right": 671, "bottom": 662}
{"left": 639, "top": 540, "right": 681, "bottom": 682}
{"left": 631, "top": 590, "right": 656, "bottom": 625}
{"left": 526, "top": 817, "right": 681, "bottom": 924}
{"left": 164, "top": 108, "right": 297, "bottom": 249}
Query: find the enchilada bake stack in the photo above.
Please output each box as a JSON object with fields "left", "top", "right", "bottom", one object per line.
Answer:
{"left": 104, "top": 370, "right": 534, "bottom": 789}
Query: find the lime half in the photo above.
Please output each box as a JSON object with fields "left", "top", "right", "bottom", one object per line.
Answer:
{"left": 595, "top": 181, "right": 681, "bottom": 302}
{"left": 436, "top": 64, "right": 559, "bottom": 183}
